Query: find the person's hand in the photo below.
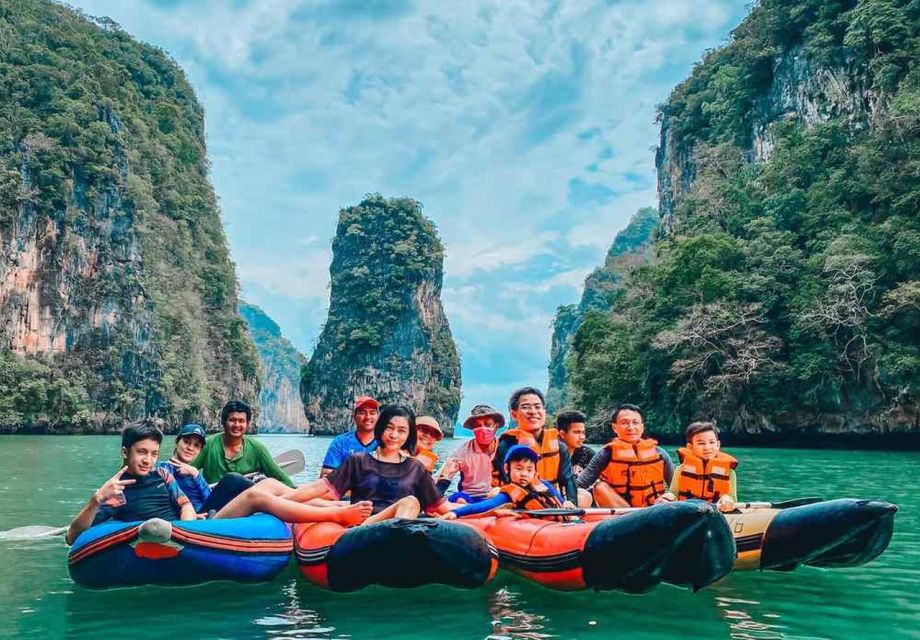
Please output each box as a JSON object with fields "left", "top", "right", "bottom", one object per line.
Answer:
{"left": 486, "top": 486, "right": 501, "bottom": 498}
{"left": 493, "top": 508, "right": 522, "bottom": 518}
{"left": 717, "top": 496, "right": 735, "bottom": 512}
{"left": 654, "top": 493, "right": 675, "bottom": 505}
{"left": 169, "top": 458, "right": 199, "bottom": 478}
{"left": 94, "top": 466, "right": 136, "bottom": 506}
{"left": 438, "top": 510, "right": 458, "bottom": 520}
{"left": 440, "top": 459, "right": 459, "bottom": 478}
{"left": 562, "top": 500, "right": 576, "bottom": 509}
{"left": 572, "top": 465, "right": 584, "bottom": 476}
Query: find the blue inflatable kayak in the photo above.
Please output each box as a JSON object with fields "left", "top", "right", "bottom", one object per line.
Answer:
{"left": 68, "top": 514, "right": 292, "bottom": 588}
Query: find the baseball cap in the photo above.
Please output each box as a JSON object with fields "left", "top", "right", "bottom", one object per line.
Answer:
{"left": 504, "top": 444, "right": 540, "bottom": 465}
{"left": 354, "top": 396, "right": 380, "bottom": 411}
{"left": 177, "top": 423, "right": 207, "bottom": 441}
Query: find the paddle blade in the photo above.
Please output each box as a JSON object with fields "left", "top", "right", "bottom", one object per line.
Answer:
{"left": 0, "top": 525, "right": 67, "bottom": 540}
{"left": 274, "top": 449, "right": 306, "bottom": 476}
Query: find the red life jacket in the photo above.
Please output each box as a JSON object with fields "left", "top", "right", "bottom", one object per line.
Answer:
{"left": 675, "top": 448, "right": 737, "bottom": 502}
{"left": 599, "top": 438, "right": 667, "bottom": 507}
{"left": 415, "top": 449, "right": 438, "bottom": 473}
{"left": 501, "top": 428, "right": 561, "bottom": 481}
{"left": 499, "top": 481, "right": 563, "bottom": 511}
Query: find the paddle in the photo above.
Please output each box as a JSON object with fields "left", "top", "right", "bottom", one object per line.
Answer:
{"left": 518, "top": 497, "right": 825, "bottom": 518}
{"left": 243, "top": 448, "right": 306, "bottom": 482}
{"left": 0, "top": 448, "right": 306, "bottom": 540}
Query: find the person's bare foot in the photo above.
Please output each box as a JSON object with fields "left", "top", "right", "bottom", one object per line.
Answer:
{"left": 335, "top": 501, "right": 373, "bottom": 527}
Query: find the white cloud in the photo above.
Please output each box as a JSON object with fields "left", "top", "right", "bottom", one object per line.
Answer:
{"left": 69, "top": 0, "right": 751, "bottom": 397}
{"left": 235, "top": 248, "right": 331, "bottom": 303}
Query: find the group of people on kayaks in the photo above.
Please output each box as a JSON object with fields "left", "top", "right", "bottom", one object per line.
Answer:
{"left": 65, "top": 387, "right": 740, "bottom": 544}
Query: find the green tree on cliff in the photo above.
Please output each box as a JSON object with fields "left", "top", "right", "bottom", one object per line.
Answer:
{"left": 570, "top": 0, "right": 919, "bottom": 438}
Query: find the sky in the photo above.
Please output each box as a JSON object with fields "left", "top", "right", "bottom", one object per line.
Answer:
{"left": 69, "top": 0, "right": 752, "bottom": 423}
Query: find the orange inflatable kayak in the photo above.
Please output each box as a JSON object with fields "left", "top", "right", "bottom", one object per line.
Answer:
{"left": 294, "top": 517, "right": 498, "bottom": 591}
{"left": 463, "top": 500, "right": 735, "bottom": 592}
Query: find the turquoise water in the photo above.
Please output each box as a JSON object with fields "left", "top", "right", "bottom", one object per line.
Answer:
{"left": 0, "top": 435, "right": 916, "bottom": 639}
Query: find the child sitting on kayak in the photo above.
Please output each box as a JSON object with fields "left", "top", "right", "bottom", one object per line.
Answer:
{"left": 440, "top": 445, "right": 563, "bottom": 519}
{"left": 158, "top": 423, "right": 259, "bottom": 514}
{"left": 657, "top": 422, "right": 737, "bottom": 512}
{"left": 413, "top": 416, "right": 443, "bottom": 473}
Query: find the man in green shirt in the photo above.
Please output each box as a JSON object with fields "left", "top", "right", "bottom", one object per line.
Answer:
{"left": 193, "top": 400, "right": 296, "bottom": 488}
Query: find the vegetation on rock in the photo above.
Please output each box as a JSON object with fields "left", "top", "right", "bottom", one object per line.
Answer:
{"left": 0, "top": 0, "right": 259, "bottom": 432}
{"left": 547, "top": 207, "right": 658, "bottom": 412}
{"left": 569, "top": 0, "right": 919, "bottom": 442}
{"left": 301, "top": 195, "right": 461, "bottom": 433}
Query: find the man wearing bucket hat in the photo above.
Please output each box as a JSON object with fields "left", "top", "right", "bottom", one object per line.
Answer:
{"left": 320, "top": 396, "right": 380, "bottom": 478}
{"left": 414, "top": 416, "right": 444, "bottom": 472}
{"left": 435, "top": 404, "right": 505, "bottom": 503}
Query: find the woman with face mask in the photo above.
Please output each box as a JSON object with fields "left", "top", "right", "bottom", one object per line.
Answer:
{"left": 435, "top": 404, "right": 505, "bottom": 504}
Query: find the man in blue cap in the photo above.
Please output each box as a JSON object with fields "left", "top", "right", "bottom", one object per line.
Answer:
{"left": 439, "top": 445, "right": 566, "bottom": 519}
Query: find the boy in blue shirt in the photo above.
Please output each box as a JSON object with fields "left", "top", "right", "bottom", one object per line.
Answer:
{"left": 66, "top": 424, "right": 195, "bottom": 544}
{"left": 440, "top": 445, "right": 564, "bottom": 519}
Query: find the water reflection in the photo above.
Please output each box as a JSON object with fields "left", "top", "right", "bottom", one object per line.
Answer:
{"left": 486, "top": 587, "right": 554, "bottom": 640}
{"left": 257, "top": 579, "right": 341, "bottom": 639}
{"left": 716, "top": 595, "right": 790, "bottom": 639}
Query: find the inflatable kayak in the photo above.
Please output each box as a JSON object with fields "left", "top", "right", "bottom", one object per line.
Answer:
{"left": 68, "top": 514, "right": 292, "bottom": 588}
{"left": 294, "top": 518, "right": 498, "bottom": 591}
{"left": 725, "top": 498, "right": 897, "bottom": 571}
{"left": 464, "top": 500, "right": 735, "bottom": 593}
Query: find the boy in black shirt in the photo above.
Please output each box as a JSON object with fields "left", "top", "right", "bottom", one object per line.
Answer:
{"left": 65, "top": 424, "right": 195, "bottom": 544}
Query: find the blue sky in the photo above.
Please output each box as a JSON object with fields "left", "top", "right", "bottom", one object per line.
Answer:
{"left": 70, "top": 0, "right": 752, "bottom": 423}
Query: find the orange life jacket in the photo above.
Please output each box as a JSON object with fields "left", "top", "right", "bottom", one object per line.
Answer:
{"left": 502, "top": 428, "right": 561, "bottom": 482}
{"left": 499, "top": 481, "right": 563, "bottom": 511}
{"left": 675, "top": 448, "right": 737, "bottom": 503}
{"left": 415, "top": 449, "right": 439, "bottom": 473}
{"left": 599, "top": 438, "right": 667, "bottom": 507}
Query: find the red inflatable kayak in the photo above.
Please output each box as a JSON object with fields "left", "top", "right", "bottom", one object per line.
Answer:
{"left": 463, "top": 500, "right": 735, "bottom": 592}
{"left": 294, "top": 517, "right": 498, "bottom": 591}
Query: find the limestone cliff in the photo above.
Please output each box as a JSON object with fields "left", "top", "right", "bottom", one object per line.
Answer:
{"left": 0, "top": 1, "right": 260, "bottom": 432}
{"left": 301, "top": 195, "right": 461, "bottom": 434}
{"left": 547, "top": 207, "right": 658, "bottom": 412}
{"left": 239, "top": 302, "right": 309, "bottom": 433}
{"left": 631, "top": 0, "right": 919, "bottom": 443}
{"left": 657, "top": 45, "right": 880, "bottom": 235}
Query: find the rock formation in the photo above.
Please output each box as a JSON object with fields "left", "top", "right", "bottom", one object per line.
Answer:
{"left": 0, "top": 1, "right": 259, "bottom": 432}
{"left": 547, "top": 207, "right": 658, "bottom": 412}
{"left": 239, "top": 302, "right": 309, "bottom": 433}
{"left": 567, "top": 0, "right": 918, "bottom": 445}
{"left": 301, "top": 195, "right": 461, "bottom": 434}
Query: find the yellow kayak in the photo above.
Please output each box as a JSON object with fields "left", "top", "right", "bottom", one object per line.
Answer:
{"left": 725, "top": 498, "right": 896, "bottom": 571}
